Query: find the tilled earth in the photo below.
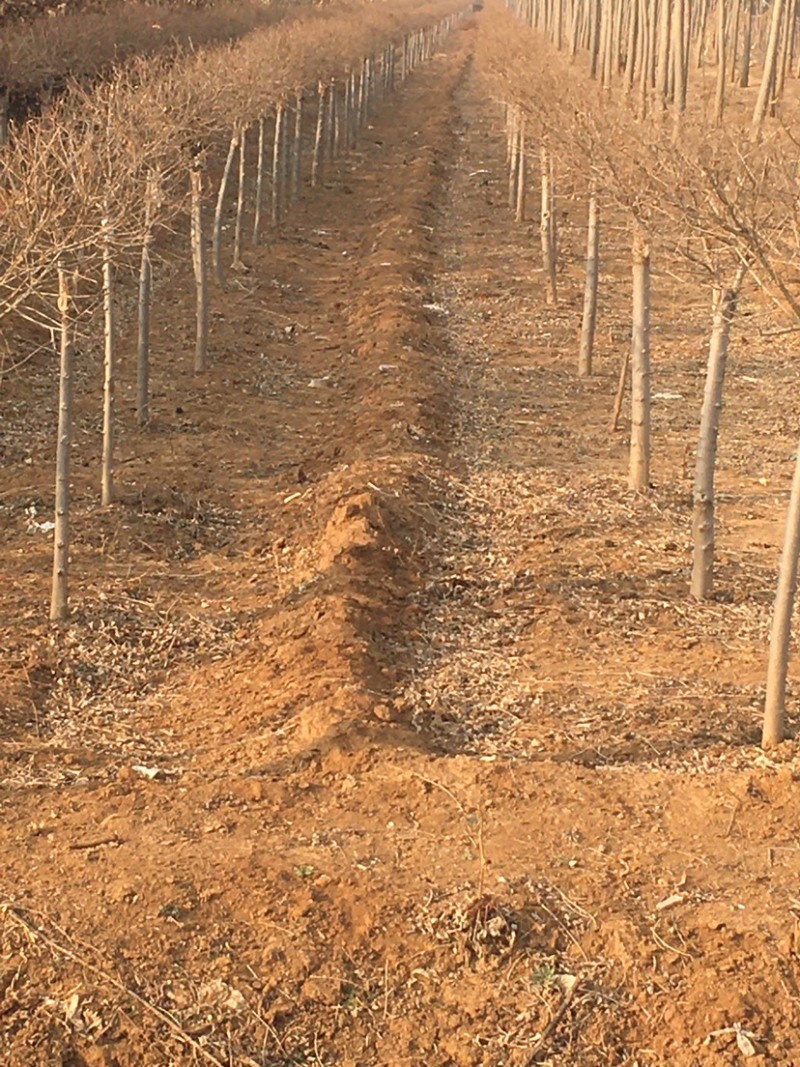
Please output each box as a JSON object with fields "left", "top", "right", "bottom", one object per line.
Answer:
{"left": 3, "top": 19, "right": 800, "bottom": 1067}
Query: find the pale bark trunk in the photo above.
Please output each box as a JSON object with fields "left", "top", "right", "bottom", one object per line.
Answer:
{"left": 657, "top": 0, "right": 672, "bottom": 102}
{"left": 51, "top": 264, "right": 75, "bottom": 623}
{"left": 740, "top": 0, "right": 753, "bottom": 85}
{"left": 579, "top": 192, "right": 599, "bottom": 377}
{"left": 752, "top": 0, "right": 785, "bottom": 135}
{"left": 101, "top": 211, "right": 115, "bottom": 507}
{"left": 714, "top": 0, "right": 726, "bottom": 122}
{"left": 515, "top": 123, "right": 526, "bottom": 223}
{"left": 611, "top": 347, "right": 630, "bottom": 431}
{"left": 690, "top": 270, "right": 744, "bottom": 599}
{"left": 776, "top": 0, "right": 795, "bottom": 103}
{"left": 233, "top": 124, "right": 246, "bottom": 267}
{"left": 293, "top": 93, "right": 303, "bottom": 199}
{"left": 272, "top": 103, "right": 284, "bottom": 226}
{"left": 137, "top": 174, "right": 157, "bottom": 428}
{"left": 625, "top": 0, "right": 639, "bottom": 89}
{"left": 541, "top": 145, "right": 558, "bottom": 306}
{"left": 190, "top": 166, "right": 209, "bottom": 374}
{"left": 590, "top": 0, "right": 602, "bottom": 75}
{"left": 729, "top": 0, "right": 741, "bottom": 81}
{"left": 629, "top": 224, "right": 651, "bottom": 490}
{"left": 694, "top": 0, "right": 708, "bottom": 67}
{"left": 253, "top": 116, "right": 266, "bottom": 245}
{"left": 312, "top": 83, "right": 326, "bottom": 188}
{"left": 763, "top": 440, "right": 800, "bottom": 746}
{"left": 673, "top": 0, "right": 687, "bottom": 111}
{"left": 213, "top": 127, "right": 238, "bottom": 287}
{"left": 327, "top": 80, "right": 337, "bottom": 163}
{"left": 508, "top": 110, "right": 520, "bottom": 210}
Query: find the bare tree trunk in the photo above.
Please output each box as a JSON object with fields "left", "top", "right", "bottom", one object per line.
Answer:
{"left": 515, "top": 122, "right": 526, "bottom": 223}
{"left": 233, "top": 123, "right": 247, "bottom": 268}
{"left": 657, "top": 0, "right": 672, "bottom": 102}
{"left": 312, "top": 83, "right": 326, "bottom": 188}
{"left": 541, "top": 145, "right": 558, "bottom": 305}
{"left": 590, "top": 0, "right": 602, "bottom": 75}
{"left": 714, "top": 0, "right": 726, "bottom": 122}
{"left": 625, "top": 0, "right": 639, "bottom": 89}
{"left": 213, "top": 127, "right": 238, "bottom": 287}
{"left": 508, "top": 109, "right": 520, "bottom": 210}
{"left": 776, "top": 0, "right": 795, "bottom": 103}
{"left": 763, "top": 442, "right": 800, "bottom": 746}
{"left": 611, "top": 347, "right": 631, "bottom": 430}
{"left": 327, "top": 79, "right": 337, "bottom": 163}
{"left": 348, "top": 71, "right": 357, "bottom": 148}
{"left": 137, "top": 172, "right": 157, "bottom": 428}
{"left": 253, "top": 117, "right": 266, "bottom": 245}
{"left": 629, "top": 223, "right": 651, "bottom": 490}
{"left": 740, "top": 0, "right": 753, "bottom": 85}
{"left": 51, "top": 264, "right": 75, "bottom": 623}
{"left": 690, "top": 270, "right": 744, "bottom": 599}
{"left": 281, "top": 97, "right": 291, "bottom": 208}
{"left": 673, "top": 0, "right": 687, "bottom": 111}
{"left": 729, "top": 0, "right": 741, "bottom": 81}
{"left": 694, "top": 0, "right": 708, "bottom": 67}
{"left": 190, "top": 166, "right": 209, "bottom": 374}
{"left": 101, "top": 210, "right": 115, "bottom": 507}
{"left": 293, "top": 93, "right": 303, "bottom": 198}
{"left": 579, "top": 191, "right": 599, "bottom": 377}
{"left": 272, "top": 102, "right": 284, "bottom": 226}
{"left": 752, "top": 0, "right": 785, "bottom": 136}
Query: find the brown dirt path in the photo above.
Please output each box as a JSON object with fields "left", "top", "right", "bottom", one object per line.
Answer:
{"left": 3, "top": 16, "right": 800, "bottom": 1067}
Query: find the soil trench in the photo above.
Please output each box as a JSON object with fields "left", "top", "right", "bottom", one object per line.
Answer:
{"left": 3, "top": 18, "right": 800, "bottom": 1067}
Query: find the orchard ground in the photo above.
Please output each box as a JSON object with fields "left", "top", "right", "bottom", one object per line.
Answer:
{"left": 3, "top": 19, "right": 800, "bottom": 1067}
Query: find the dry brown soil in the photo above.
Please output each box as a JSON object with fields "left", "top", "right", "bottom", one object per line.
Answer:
{"left": 3, "top": 21, "right": 800, "bottom": 1067}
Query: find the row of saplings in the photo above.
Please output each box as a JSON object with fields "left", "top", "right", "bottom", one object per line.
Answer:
{"left": 479, "top": 0, "right": 800, "bottom": 749}
{"left": 0, "top": 3, "right": 464, "bottom": 627}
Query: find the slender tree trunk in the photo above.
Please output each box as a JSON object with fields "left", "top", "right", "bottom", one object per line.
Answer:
{"left": 515, "top": 122, "right": 526, "bottom": 223}
{"left": 629, "top": 223, "right": 651, "bottom": 490}
{"left": 657, "top": 0, "right": 672, "bottom": 102}
{"left": 763, "top": 441, "right": 800, "bottom": 746}
{"left": 579, "top": 191, "right": 600, "bottom": 377}
{"left": 293, "top": 93, "right": 303, "bottom": 198}
{"left": 776, "top": 0, "right": 795, "bottom": 103}
{"left": 673, "top": 0, "right": 687, "bottom": 111}
{"left": 590, "top": 0, "right": 602, "bottom": 75}
{"left": 751, "top": 0, "right": 786, "bottom": 136}
{"left": 729, "top": 0, "right": 741, "bottom": 81}
{"left": 327, "top": 79, "right": 337, "bottom": 163}
{"left": 280, "top": 97, "right": 291, "bottom": 208}
{"left": 101, "top": 210, "right": 115, "bottom": 507}
{"left": 233, "top": 123, "right": 247, "bottom": 267}
{"left": 508, "top": 109, "right": 520, "bottom": 210}
{"left": 51, "top": 264, "right": 75, "bottom": 623}
{"left": 625, "top": 0, "right": 639, "bottom": 89}
{"left": 253, "top": 116, "right": 266, "bottom": 245}
{"left": 611, "top": 348, "right": 631, "bottom": 431}
{"left": 690, "top": 270, "right": 744, "bottom": 599}
{"left": 694, "top": 0, "right": 708, "bottom": 67}
{"left": 272, "top": 102, "right": 284, "bottom": 226}
{"left": 213, "top": 127, "right": 238, "bottom": 287}
{"left": 137, "top": 173, "right": 157, "bottom": 428}
{"left": 540, "top": 145, "right": 558, "bottom": 305}
{"left": 714, "top": 0, "right": 727, "bottom": 122}
{"left": 190, "top": 166, "right": 209, "bottom": 374}
{"left": 312, "top": 82, "right": 326, "bottom": 188}
{"left": 740, "top": 0, "right": 753, "bottom": 85}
